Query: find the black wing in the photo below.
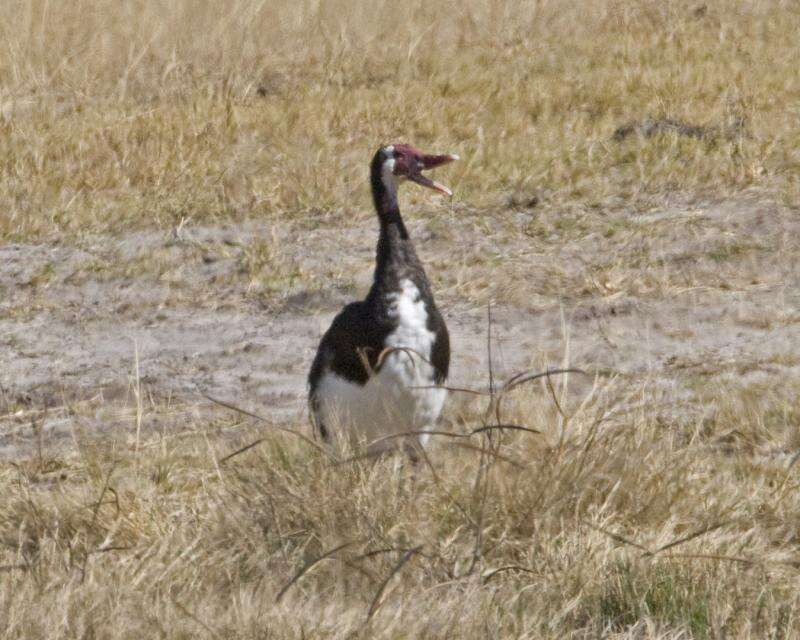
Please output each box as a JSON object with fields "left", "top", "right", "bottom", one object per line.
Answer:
{"left": 307, "top": 302, "right": 391, "bottom": 439}
{"left": 426, "top": 304, "right": 450, "bottom": 384}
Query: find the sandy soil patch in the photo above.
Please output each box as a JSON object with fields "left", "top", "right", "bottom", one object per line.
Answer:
{"left": 1, "top": 198, "right": 798, "bottom": 458}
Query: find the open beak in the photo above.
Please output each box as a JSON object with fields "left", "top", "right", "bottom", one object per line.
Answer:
{"left": 408, "top": 153, "right": 459, "bottom": 197}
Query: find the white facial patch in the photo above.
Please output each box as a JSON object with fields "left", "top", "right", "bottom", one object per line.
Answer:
{"left": 381, "top": 157, "right": 398, "bottom": 192}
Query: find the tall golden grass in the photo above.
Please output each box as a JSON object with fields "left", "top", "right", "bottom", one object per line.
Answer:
{"left": 3, "top": 371, "right": 800, "bottom": 638}
{"left": 2, "top": 0, "right": 799, "bottom": 240}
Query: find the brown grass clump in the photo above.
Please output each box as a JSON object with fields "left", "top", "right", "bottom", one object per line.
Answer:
{"left": 2, "top": 371, "right": 800, "bottom": 638}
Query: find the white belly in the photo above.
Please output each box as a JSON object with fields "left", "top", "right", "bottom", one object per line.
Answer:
{"left": 314, "top": 279, "right": 446, "bottom": 452}
{"left": 314, "top": 361, "right": 446, "bottom": 451}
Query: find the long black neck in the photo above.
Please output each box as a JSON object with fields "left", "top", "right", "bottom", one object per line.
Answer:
{"left": 367, "top": 165, "right": 428, "bottom": 303}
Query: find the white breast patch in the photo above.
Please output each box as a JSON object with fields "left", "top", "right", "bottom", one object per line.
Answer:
{"left": 314, "top": 279, "right": 446, "bottom": 453}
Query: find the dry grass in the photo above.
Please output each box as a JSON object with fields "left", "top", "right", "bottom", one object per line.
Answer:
{"left": 3, "top": 0, "right": 800, "bottom": 637}
{"left": 2, "top": 0, "right": 800, "bottom": 242}
{"left": 2, "top": 372, "right": 800, "bottom": 638}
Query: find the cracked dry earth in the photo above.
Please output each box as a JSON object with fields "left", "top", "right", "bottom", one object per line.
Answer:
{"left": 1, "top": 197, "right": 799, "bottom": 459}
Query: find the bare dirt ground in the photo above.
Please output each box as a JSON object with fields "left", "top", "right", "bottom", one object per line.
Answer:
{"left": 1, "top": 197, "right": 799, "bottom": 459}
